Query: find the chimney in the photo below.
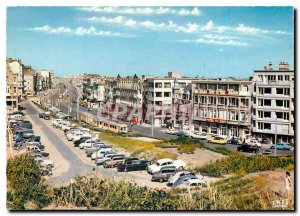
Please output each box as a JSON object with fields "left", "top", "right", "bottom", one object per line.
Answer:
{"left": 267, "top": 62, "right": 273, "bottom": 70}
{"left": 279, "top": 62, "right": 289, "bottom": 71}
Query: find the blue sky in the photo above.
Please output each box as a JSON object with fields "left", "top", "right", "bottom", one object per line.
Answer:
{"left": 7, "top": 6, "right": 294, "bottom": 78}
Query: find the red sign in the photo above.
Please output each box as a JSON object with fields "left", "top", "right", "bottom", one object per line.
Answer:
{"left": 206, "top": 118, "right": 226, "bottom": 123}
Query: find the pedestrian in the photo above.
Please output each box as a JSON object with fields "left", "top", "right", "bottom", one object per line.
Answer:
{"left": 285, "top": 172, "right": 291, "bottom": 198}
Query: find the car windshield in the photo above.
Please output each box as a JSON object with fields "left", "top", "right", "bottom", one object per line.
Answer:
{"left": 155, "top": 162, "right": 161, "bottom": 166}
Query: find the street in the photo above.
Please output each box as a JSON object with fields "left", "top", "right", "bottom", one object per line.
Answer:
{"left": 24, "top": 100, "right": 170, "bottom": 188}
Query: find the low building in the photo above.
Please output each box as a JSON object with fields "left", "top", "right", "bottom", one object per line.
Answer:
{"left": 252, "top": 62, "right": 294, "bottom": 144}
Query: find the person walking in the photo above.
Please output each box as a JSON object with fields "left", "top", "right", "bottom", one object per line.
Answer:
{"left": 285, "top": 172, "right": 291, "bottom": 198}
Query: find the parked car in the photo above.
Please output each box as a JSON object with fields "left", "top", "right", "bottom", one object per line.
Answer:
{"left": 166, "top": 129, "right": 179, "bottom": 135}
{"left": 176, "top": 178, "right": 207, "bottom": 189}
{"left": 79, "top": 140, "right": 97, "bottom": 149}
{"left": 237, "top": 144, "right": 260, "bottom": 153}
{"left": 117, "top": 158, "right": 150, "bottom": 172}
{"left": 246, "top": 138, "right": 262, "bottom": 148}
{"left": 151, "top": 166, "right": 177, "bottom": 182}
{"left": 74, "top": 133, "right": 91, "bottom": 142}
{"left": 190, "top": 132, "right": 207, "bottom": 140}
{"left": 95, "top": 153, "right": 118, "bottom": 166}
{"left": 148, "top": 158, "right": 186, "bottom": 174}
{"left": 91, "top": 148, "right": 114, "bottom": 160}
{"left": 103, "top": 155, "right": 125, "bottom": 168}
{"left": 167, "top": 170, "right": 201, "bottom": 186}
{"left": 172, "top": 175, "right": 200, "bottom": 188}
{"left": 207, "top": 136, "right": 227, "bottom": 145}
{"left": 52, "top": 119, "right": 63, "bottom": 127}
{"left": 270, "top": 143, "right": 292, "bottom": 151}
{"left": 227, "top": 137, "right": 242, "bottom": 145}
{"left": 44, "top": 112, "right": 51, "bottom": 120}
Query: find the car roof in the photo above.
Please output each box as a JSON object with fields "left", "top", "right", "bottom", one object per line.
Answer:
{"left": 187, "top": 179, "right": 205, "bottom": 184}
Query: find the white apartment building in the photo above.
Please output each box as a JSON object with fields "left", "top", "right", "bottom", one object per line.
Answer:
{"left": 7, "top": 59, "right": 24, "bottom": 99}
{"left": 144, "top": 72, "right": 199, "bottom": 126}
{"left": 252, "top": 62, "right": 294, "bottom": 144}
{"left": 23, "top": 66, "right": 35, "bottom": 96}
{"left": 192, "top": 78, "right": 252, "bottom": 140}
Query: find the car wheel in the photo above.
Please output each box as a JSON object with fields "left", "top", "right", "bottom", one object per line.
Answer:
{"left": 270, "top": 146, "right": 275, "bottom": 149}
{"left": 159, "top": 179, "right": 164, "bottom": 183}
{"left": 179, "top": 166, "right": 184, "bottom": 170}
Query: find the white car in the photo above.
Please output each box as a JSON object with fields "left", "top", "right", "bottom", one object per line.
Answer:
{"left": 191, "top": 132, "right": 207, "bottom": 140}
{"left": 166, "top": 129, "right": 179, "bottom": 135}
{"left": 67, "top": 131, "right": 83, "bottom": 141}
{"left": 79, "top": 139, "right": 98, "bottom": 149}
{"left": 178, "top": 178, "right": 207, "bottom": 188}
{"left": 52, "top": 119, "right": 63, "bottom": 127}
{"left": 148, "top": 158, "right": 186, "bottom": 174}
{"left": 61, "top": 122, "right": 71, "bottom": 131}
{"left": 91, "top": 148, "right": 114, "bottom": 160}
{"left": 73, "top": 133, "right": 91, "bottom": 142}
{"left": 168, "top": 171, "right": 203, "bottom": 186}
{"left": 246, "top": 138, "right": 262, "bottom": 147}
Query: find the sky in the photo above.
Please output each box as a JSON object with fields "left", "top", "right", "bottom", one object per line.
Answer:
{"left": 6, "top": 6, "right": 294, "bottom": 78}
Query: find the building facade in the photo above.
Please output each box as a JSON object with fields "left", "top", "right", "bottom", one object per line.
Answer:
{"left": 252, "top": 62, "right": 294, "bottom": 144}
{"left": 6, "top": 62, "right": 19, "bottom": 112}
{"left": 192, "top": 78, "right": 252, "bottom": 140}
{"left": 144, "top": 72, "right": 198, "bottom": 126}
{"left": 23, "top": 65, "right": 35, "bottom": 96}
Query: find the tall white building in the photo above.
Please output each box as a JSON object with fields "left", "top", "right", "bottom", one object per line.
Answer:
{"left": 144, "top": 72, "right": 198, "bottom": 126}
{"left": 252, "top": 62, "right": 294, "bottom": 144}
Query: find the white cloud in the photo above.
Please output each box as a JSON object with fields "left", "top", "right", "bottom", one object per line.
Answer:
{"left": 177, "top": 38, "right": 249, "bottom": 47}
{"left": 236, "top": 24, "right": 269, "bottom": 34}
{"left": 30, "top": 25, "right": 71, "bottom": 34}
{"left": 201, "top": 20, "right": 214, "bottom": 31}
{"left": 178, "top": 7, "right": 201, "bottom": 16}
{"left": 28, "top": 25, "right": 134, "bottom": 37}
{"left": 79, "top": 6, "right": 201, "bottom": 16}
{"left": 203, "top": 34, "right": 235, "bottom": 40}
{"left": 88, "top": 16, "right": 202, "bottom": 34}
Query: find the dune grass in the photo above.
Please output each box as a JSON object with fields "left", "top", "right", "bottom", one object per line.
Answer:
{"left": 99, "top": 132, "right": 177, "bottom": 160}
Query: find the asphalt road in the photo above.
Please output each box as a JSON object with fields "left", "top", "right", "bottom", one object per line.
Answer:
{"left": 25, "top": 100, "right": 118, "bottom": 185}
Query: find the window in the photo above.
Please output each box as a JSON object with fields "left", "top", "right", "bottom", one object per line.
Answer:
{"left": 164, "top": 92, "right": 171, "bottom": 97}
{"left": 219, "top": 97, "right": 227, "bottom": 105}
{"left": 258, "top": 99, "right": 263, "bottom": 106}
{"left": 267, "top": 75, "right": 276, "bottom": 81}
{"left": 264, "top": 88, "right": 272, "bottom": 94}
{"left": 258, "top": 75, "right": 263, "bottom": 81}
{"left": 285, "top": 75, "right": 290, "bottom": 81}
{"left": 148, "top": 82, "right": 154, "bottom": 88}
{"left": 284, "top": 88, "right": 290, "bottom": 95}
{"left": 264, "top": 111, "right": 271, "bottom": 118}
{"left": 219, "top": 84, "right": 227, "bottom": 90}
{"left": 241, "top": 98, "right": 249, "bottom": 106}
{"left": 208, "top": 84, "right": 217, "bottom": 90}
{"left": 155, "top": 82, "right": 162, "bottom": 88}
{"left": 264, "top": 123, "right": 271, "bottom": 130}
{"left": 276, "top": 88, "right": 284, "bottom": 94}
{"left": 200, "top": 84, "right": 207, "bottom": 90}
{"left": 258, "top": 111, "right": 263, "bottom": 118}
{"left": 278, "top": 75, "right": 283, "bottom": 81}
{"left": 258, "top": 88, "right": 263, "bottom": 95}
{"left": 179, "top": 83, "right": 186, "bottom": 88}
{"left": 276, "top": 112, "right": 289, "bottom": 120}
{"left": 264, "top": 99, "right": 271, "bottom": 106}
{"left": 155, "top": 92, "right": 162, "bottom": 97}
{"left": 164, "top": 82, "right": 171, "bottom": 88}
{"left": 276, "top": 100, "right": 289, "bottom": 108}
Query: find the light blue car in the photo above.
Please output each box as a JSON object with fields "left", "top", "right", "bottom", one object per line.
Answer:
{"left": 270, "top": 143, "right": 292, "bottom": 151}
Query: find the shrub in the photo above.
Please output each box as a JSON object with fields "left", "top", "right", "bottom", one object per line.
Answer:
{"left": 7, "top": 153, "right": 52, "bottom": 210}
{"left": 196, "top": 152, "right": 294, "bottom": 177}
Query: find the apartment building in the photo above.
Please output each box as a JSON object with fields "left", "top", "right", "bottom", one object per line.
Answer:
{"left": 144, "top": 72, "right": 199, "bottom": 126}
{"left": 7, "top": 58, "right": 24, "bottom": 100}
{"left": 6, "top": 62, "right": 19, "bottom": 112}
{"left": 252, "top": 62, "right": 294, "bottom": 144}
{"left": 23, "top": 65, "right": 35, "bottom": 96}
{"left": 192, "top": 78, "right": 252, "bottom": 140}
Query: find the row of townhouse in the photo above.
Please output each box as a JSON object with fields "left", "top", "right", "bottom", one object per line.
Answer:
{"left": 6, "top": 58, "right": 56, "bottom": 113}
{"left": 80, "top": 61, "right": 294, "bottom": 144}
{"left": 142, "top": 62, "right": 294, "bottom": 144}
